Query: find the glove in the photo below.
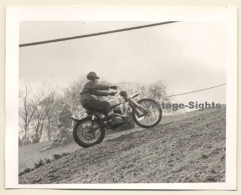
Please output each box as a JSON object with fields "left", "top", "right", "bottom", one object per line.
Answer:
{"left": 119, "top": 91, "right": 127, "bottom": 98}
{"left": 109, "top": 92, "right": 116, "bottom": 96}
{"left": 109, "top": 86, "right": 118, "bottom": 90}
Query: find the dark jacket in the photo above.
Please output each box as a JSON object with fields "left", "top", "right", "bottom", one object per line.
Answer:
{"left": 80, "top": 80, "right": 109, "bottom": 106}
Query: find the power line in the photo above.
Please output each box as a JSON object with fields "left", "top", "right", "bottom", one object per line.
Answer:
{"left": 19, "top": 21, "right": 179, "bottom": 47}
{"left": 163, "top": 83, "right": 226, "bottom": 98}
{"left": 19, "top": 83, "right": 226, "bottom": 134}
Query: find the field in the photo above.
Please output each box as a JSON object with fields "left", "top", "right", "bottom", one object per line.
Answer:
{"left": 19, "top": 106, "right": 226, "bottom": 183}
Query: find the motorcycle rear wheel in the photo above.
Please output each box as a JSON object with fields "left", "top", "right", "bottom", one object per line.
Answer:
{"left": 132, "top": 98, "right": 162, "bottom": 128}
{"left": 73, "top": 118, "right": 105, "bottom": 148}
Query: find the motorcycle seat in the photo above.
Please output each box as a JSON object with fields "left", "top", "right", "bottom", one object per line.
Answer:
{"left": 86, "top": 109, "right": 106, "bottom": 115}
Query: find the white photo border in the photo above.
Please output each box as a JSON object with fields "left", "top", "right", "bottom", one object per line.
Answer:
{"left": 5, "top": 7, "right": 237, "bottom": 190}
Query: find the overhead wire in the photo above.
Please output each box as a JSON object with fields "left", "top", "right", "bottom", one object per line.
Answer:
{"left": 19, "top": 21, "right": 179, "bottom": 47}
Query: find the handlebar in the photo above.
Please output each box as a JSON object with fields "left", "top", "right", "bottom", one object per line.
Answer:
{"left": 108, "top": 87, "right": 139, "bottom": 100}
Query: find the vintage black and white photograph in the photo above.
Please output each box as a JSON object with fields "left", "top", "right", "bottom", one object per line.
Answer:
{"left": 5, "top": 7, "right": 237, "bottom": 190}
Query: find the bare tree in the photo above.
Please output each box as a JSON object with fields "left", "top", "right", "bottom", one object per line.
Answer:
{"left": 63, "top": 77, "right": 85, "bottom": 111}
{"left": 147, "top": 81, "right": 173, "bottom": 114}
{"left": 62, "top": 77, "right": 86, "bottom": 120}
{"left": 147, "top": 81, "right": 169, "bottom": 101}
{"left": 31, "top": 89, "right": 55, "bottom": 142}
{"left": 19, "top": 84, "right": 35, "bottom": 138}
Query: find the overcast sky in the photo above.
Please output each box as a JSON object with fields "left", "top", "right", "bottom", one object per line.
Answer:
{"left": 19, "top": 21, "right": 226, "bottom": 106}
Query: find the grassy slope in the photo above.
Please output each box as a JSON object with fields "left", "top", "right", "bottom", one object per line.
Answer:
{"left": 19, "top": 107, "right": 226, "bottom": 183}
{"left": 19, "top": 140, "right": 80, "bottom": 173}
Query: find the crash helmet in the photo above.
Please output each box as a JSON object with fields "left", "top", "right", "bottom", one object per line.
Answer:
{"left": 87, "top": 71, "right": 100, "bottom": 80}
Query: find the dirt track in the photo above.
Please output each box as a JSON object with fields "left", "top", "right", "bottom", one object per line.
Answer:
{"left": 19, "top": 107, "right": 226, "bottom": 184}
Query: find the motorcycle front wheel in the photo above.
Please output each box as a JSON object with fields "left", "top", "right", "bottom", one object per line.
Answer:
{"left": 132, "top": 98, "right": 162, "bottom": 128}
{"left": 73, "top": 118, "right": 105, "bottom": 148}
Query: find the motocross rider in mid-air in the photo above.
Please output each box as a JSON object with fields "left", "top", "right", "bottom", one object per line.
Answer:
{"left": 80, "top": 72, "right": 125, "bottom": 127}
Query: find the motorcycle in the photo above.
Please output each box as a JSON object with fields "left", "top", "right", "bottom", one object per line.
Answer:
{"left": 71, "top": 90, "right": 162, "bottom": 148}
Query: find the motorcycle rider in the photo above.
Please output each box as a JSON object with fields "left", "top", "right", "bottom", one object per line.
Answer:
{"left": 80, "top": 71, "right": 124, "bottom": 127}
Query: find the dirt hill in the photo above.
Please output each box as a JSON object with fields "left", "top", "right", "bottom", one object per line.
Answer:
{"left": 19, "top": 107, "right": 226, "bottom": 184}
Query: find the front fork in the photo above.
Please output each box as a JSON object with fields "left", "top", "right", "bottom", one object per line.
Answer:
{"left": 91, "top": 115, "right": 95, "bottom": 130}
{"left": 128, "top": 99, "right": 148, "bottom": 118}
{"left": 89, "top": 115, "right": 101, "bottom": 132}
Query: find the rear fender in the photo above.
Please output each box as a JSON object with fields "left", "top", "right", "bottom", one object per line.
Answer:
{"left": 72, "top": 114, "right": 104, "bottom": 127}
{"left": 71, "top": 115, "right": 91, "bottom": 125}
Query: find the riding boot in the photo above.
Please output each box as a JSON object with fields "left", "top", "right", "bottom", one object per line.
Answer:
{"left": 110, "top": 114, "right": 125, "bottom": 127}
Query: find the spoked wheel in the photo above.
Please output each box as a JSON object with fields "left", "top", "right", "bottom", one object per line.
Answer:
{"left": 132, "top": 98, "right": 162, "bottom": 128}
{"left": 73, "top": 119, "right": 105, "bottom": 148}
